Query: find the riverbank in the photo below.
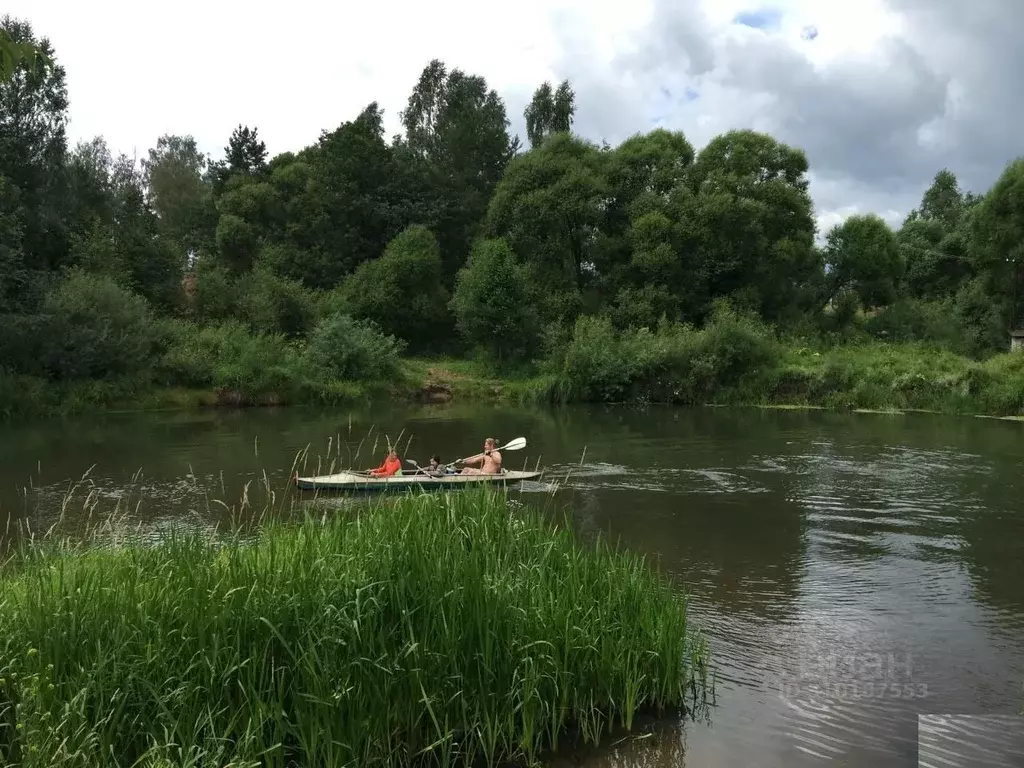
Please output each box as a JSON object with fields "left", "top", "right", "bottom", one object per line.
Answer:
{"left": 404, "top": 339, "right": 1024, "bottom": 417}
{"left": 0, "top": 489, "right": 707, "bottom": 766}
{"left": 2, "top": 339, "right": 1023, "bottom": 422}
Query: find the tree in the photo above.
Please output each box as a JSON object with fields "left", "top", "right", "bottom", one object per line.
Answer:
{"left": 524, "top": 80, "right": 575, "bottom": 148}
{"left": 487, "top": 133, "right": 608, "bottom": 322}
{"left": 289, "top": 102, "right": 425, "bottom": 285}
{"left": 65, "top": 137, "right": 114, "bottom": 232}
{"left": 236, "top": 266, "right": 317, "bottom": 338}
{"left": 897, "top": 169, "right": 978, "bottom": 301}
{"left": 208, "top": 124, "right": 268, "bottom": 197}
{"left": 0, "top": 19, "right": 51, "bottom": 81}
{"left": 908, "top": 169, "right": 965, "bottom": 230}
{"left": 401, "top": 60, "right": 519, "bottom": 276}
{"left": 822, "top": 214, "right": 903, "bottom": 310}
{"left": 341, "top": 225, "right": 450, "bottom": 348}
{"left": 142, "top": 134, "right": 216, "bottom": 256}
{"left": 600, "top": 129, "right": 698, "bottom": 315}
{"left": 969, "top": 158, "right": 1024, "bottom": 329}
{"left": 0, "top": 16, "right": 69, "bottom": 309}
{"left": 74, "top": 154, "right": 184, "bottom": 311}
{"left": 898, "top": 217, "right": 972, "bottom": 299}
{"left": 684, "top": 129, "right": 818, "bottom": 320}
{"left": 451, "top": 238, "right": 540, "bottom": 364}
{"left": 40, "top": 270, "right": 159, "bottom": 380}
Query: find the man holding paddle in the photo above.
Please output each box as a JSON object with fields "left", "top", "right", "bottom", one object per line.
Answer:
{"left": 459, "top": 437, "right": 502, "bottom": 475}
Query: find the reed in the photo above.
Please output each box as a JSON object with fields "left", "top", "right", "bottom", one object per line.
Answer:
{"left": 0, "top": 488, "right": 708, "bottom": 767}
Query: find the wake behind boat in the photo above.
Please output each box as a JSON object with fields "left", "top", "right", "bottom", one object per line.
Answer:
{"left": 294, "top": 469, "right": 542, "bottom": 492}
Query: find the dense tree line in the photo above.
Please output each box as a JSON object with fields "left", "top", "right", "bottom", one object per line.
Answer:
{"left": 2, "top": 16, "right": 1023, "bottom": 413}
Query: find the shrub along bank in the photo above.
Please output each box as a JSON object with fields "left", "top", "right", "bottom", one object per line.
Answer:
{"left": 4, "top": 292, "right": 1024, "bottom": 419}
{"left": 411, "top": 306, "right": 1024, "bottom": 416}
{"left": 0, "top": 490, "right": 708, "bottom": 767}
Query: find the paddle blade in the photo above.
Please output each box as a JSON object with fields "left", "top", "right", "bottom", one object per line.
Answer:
{"left": 404, "top": 459, "right": 420, "bottom": 466}
{"left": 501, "top": 437, "right": 527, "bottom": 452}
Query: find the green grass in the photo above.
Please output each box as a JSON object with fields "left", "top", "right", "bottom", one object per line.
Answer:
{"left": 7, "top": 339, "right": 1022, "bottom": 423}
{"left": 400, "top": 358, "right": 557, "bottom": 405}
{"left": 0, "top": 489, "right": 708, "bottom": 767}
{"left": 762, "top": 342, "right": 1024, "bottom": 414}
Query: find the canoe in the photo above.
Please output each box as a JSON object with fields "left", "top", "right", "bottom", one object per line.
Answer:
{"left": 294, "top": 469, "right": 543, "bottom": 492}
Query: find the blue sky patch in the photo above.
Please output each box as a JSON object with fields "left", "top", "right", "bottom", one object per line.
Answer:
{"left": 733, "top": 8, "right": 783, "bottom": 30}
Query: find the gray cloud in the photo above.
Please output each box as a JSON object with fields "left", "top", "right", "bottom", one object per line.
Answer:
{"left": 547, "top": 0, "right": 1024, "bottom": 232}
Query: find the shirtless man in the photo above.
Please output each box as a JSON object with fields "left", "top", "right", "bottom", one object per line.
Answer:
{"left": 460, "top": 438, "right": 502, "bottom": 475}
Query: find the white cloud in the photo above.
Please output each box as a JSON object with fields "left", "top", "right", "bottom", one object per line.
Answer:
{"left": 7, "top": 0, "right": 1022, "bottom": 233}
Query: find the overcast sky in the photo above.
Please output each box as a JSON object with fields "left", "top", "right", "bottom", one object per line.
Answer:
{"left": 8, "top": 0, "right": 1022, "bottom": 233}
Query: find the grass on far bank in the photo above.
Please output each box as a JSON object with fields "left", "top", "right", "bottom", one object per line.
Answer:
{"left": 0, "top": 488, "right": 709, "bottom": 768}
{"left": 403, "top": 338, "right": 1024, "bottom": 417}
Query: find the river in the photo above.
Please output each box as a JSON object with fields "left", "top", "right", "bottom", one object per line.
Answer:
{"left": 1, "top": 403, "right": 1022, "bottom": 766}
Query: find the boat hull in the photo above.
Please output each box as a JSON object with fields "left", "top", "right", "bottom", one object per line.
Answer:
{"left": 294, "top": 469, "right": 542, "bottom": 492}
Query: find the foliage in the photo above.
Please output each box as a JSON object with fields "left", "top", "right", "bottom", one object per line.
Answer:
{"left": 969, "top": 158, "right": 1024, "bottom": 328}
{"left": 142, "top": 134, "right": 217, "bottom": 257}
{"left": 864, "top": 298, "right": 962, "bottom": 346}
{"left": 401, "top": 60, "right": 519, "bottom": 275}
{"left": 0, "top": 490, "right": 707, "bottom": 766}
{"left": 524, "top": 80, "right": 576, "bottom": 148}
{"left": 555, "top": 305, "right": 779, "bottom": 403}
{"left": 236, "top": 266, "right": 317, "bottom": 338}
{"left": 822, "top": 214, "right": 904, "bottom": 309}
{"left": 157, "top": 321, "right": 303, "bottom": 402}
{"left": 0, "top": 22, "right": 51, "bottom": 80}
{"left": 451, "top": 238, "right": 541, "bottom": 364}
{"left": 189, "top": 257, "right": 238, "bottom": 323}
{"left": 685, "top": 130, "right": 818, "bottom": 321}
{"left": 0, "top": 17, "right": 69, "bottom": 311}
{"left": 488, "top": 134, "right": 608, "bottom": 321}
{"left": 207, "top": 124, "right": 267, "bottom": 196}
{"left": 341, "top": 225, "right": 450, "bottom": 348}
{"left": 305, "top": 313, "right": 405, "bottom": 382}
{"left": 3, "top": 12, "right": 1024, "bottom": 420}
{"left": 40, "top": 270, "right": 160, "bottom": 380}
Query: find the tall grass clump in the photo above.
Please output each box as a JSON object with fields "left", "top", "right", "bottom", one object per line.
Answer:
{"left": 0, "top": 490, "right": 708, "bottom": 767}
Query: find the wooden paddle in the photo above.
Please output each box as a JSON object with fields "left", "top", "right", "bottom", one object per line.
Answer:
{"left": 452, "top": 437, "right": 527, "bottom": 467}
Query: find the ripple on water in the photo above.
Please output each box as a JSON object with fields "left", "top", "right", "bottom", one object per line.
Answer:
{"left": 557, "top": 463, "right": 770, "bottom": 495}
{"left": 918, "top": 715, "right": 1024, "bottom": 768}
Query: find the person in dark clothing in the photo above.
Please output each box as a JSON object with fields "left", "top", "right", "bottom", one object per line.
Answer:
{"left": 427, "top": 455, "right": 451, "bottom": 477}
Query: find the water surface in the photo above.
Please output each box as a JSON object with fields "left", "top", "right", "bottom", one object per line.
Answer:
{"left": 1, "top": 403, "right": 1022, "bottom": 766}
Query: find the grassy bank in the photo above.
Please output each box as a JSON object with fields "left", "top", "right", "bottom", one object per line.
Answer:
{"left": 404, "top": 313, "right": 1024, "bottom": 417}
{"left": 4, "top": 307, "right": 1023, "bottom": 421}
{"left": 0, "top": 490, "right": 708, "bottom": 767}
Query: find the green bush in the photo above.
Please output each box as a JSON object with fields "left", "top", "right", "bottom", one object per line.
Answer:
{"left": 156, "top": 320, "right": 218, "bottom": 388}
{"left": 214, "top": 213, "right": 258, "bottom": 273}
{"left": 237, "top": 267, "right": 317, "bottom": 338}
{"left": 305, "top": 313, "right": 405, "bottom": 382}
{"left": 40, "top": 270, "right": 160, "bottom": 381}
{"left": 341, "top": 225, "right": 451, "bottom": 348}
{"left": 865, "top": 298, "right": 963, "bottom": 347}
{"left": 555, "top": 315, "right": 675, "bottom": 401}
{"left": 554, "top": 305, "right": 780, "bottom": 403}
{"left": 0, "top": 313, "right": 47, "bottom": 377}
{"left": 189, "top": 258, "right": 239, "bottom": 323}
{"left": 451, "top": 238, "right": 541, "bottom": 365}
{"left": 212, "top": 328, "right": 303, "bottom": 401}
{"left": 159, "top": 321, "right": 304, "bottom": 401}
{"left": 979, "top": 353, "right": 1024, "bottom": 413}
{"left": 954, "top": 278, "right": 1010, "bottom": 358}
